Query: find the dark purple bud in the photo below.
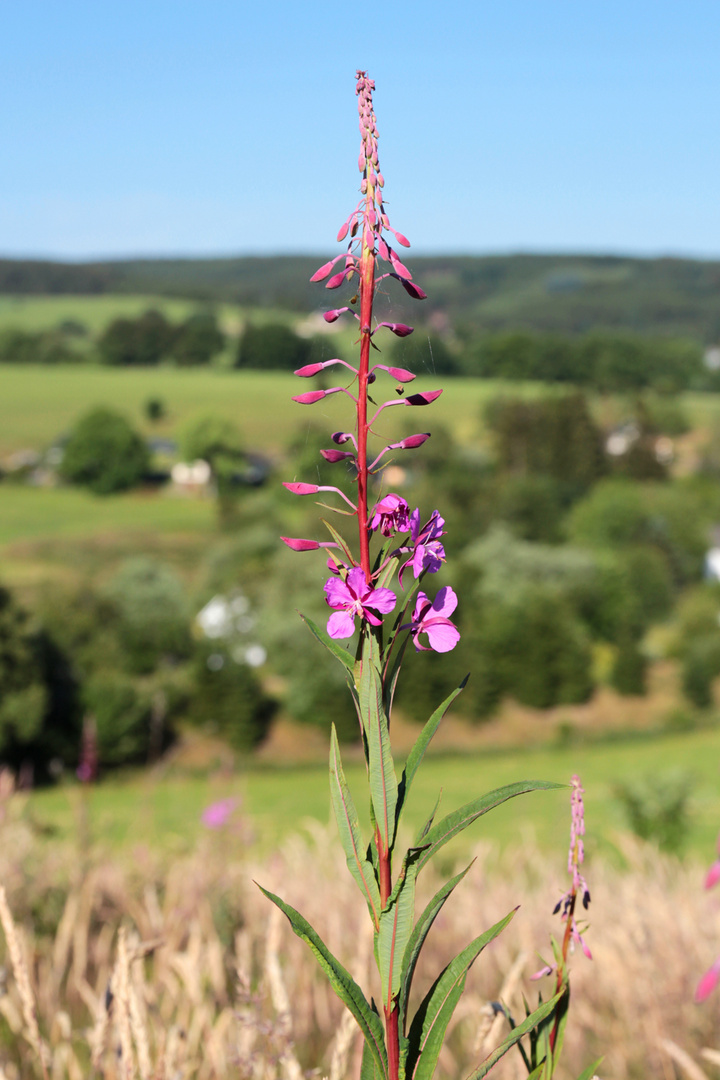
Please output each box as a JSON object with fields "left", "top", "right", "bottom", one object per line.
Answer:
{"left": 398, "top": 277, "right": 428, "bottom": 300}
{"left": 321, "top": 449, "right": 355, "bottom": 463}
{"left": 283, "top": 482, "right": 319, "bottom": 495}
{"left": 337, "top": 222, "right": 350, "bottom": 242}
{"left": 351, "top": 219, "right": 359, "bottom": 237}
{"left": 326, "top": 270, "right": 347, "bottom": 290}
{"left": 380, "top": 324, "right": 414, "bottom": 338}
{"left": 331, "top": 431, "right": 353, "bottom": 444}
{"left": 405, "top": 390, "right": 443, "bottom": 406}
{"left": 310, "top": 255, "right": 343, "bottom": 282}
{"left": 294, "top": 362, "right": 325, "bottom": 377}
{"left": 281, "top": 537, "right": 321, "bottom": 551}
{"left": 552, "top": 900, "right": 562, "bottom": 915}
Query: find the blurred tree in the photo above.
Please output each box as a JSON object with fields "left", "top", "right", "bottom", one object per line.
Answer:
{"left": 235, "top": 322, "right": 310, "bottom": 371}
{"left": 104, "top": 557, "right": 192, "bottom": 674}
{"left": 97, "top": 310, "right": 174, "bottom": 366}
{"left": 172, "top": 311, "right": 225, "bottom": 366}
{"left": 59, "top": 407, "right": 150, "bottom": 494}
{"left": 189, "top": 642, "right": 273, "bottom": 750}
{"left": 180, "top": 414, "right": 245, "bottom": 525}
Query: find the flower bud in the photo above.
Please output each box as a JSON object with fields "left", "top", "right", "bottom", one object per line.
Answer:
{"left": 310, "top": 255, "right": 342, "bottom": 282}
{"left": 405, "top": 390, "right": 443, "bottom": 406}
{"left": 294, "top": 362, "right": 325, "bottom": 377}
{"left": 326, "top": 270, "right": 347, "bottom": 289}
{"left": 283, "top": 482, "right": 319, "bottom": 495}
{"left": 337, "top": 221, "right": 350, "bottom": 242}
{"left": 331, "top": 431, "right": 353, "bottom": 444}
{"left": 292, "top": 390, "right": 328, "bottom": 404}
{"left": 281, "top": 537, "right": 321, "bottom": 551}
{"left": 321, "top": 449, "right": 355, "bottom": 463}
{"left": 324, "top": 308, "right": 348, "bottom": 323}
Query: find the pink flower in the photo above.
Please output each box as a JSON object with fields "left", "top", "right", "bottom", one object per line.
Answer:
{"left": 409, "top": 588, "right": 460, "bottom": 652}
{"left": 324, "top": 567, "right": 396, "bottom": 639}
{"left": 202, "top": 798, "right": 237, "bottom": 829}
{"left": 696, "top": 958, "right": 720, "bottom": 1003}
{"left": 370, "top": 494, "right": 410, "bottom": 536}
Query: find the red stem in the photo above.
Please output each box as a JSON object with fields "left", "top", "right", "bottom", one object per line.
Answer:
{"left": 356, "top": 186, "right": 376, "bottom": 584}
{"left": 548, "top": 890, "right": 575, "bottom": 1055}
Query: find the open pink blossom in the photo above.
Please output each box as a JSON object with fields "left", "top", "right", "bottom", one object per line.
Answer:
{"left": 370, "top": 494, "right": 410, "bottom": 536}
{"left": 324, "top": 567, "right": 396, "bottom": 639}
{"left": 201, "top": 798, "right": 237, "bottom": 829}
{"left": 409, "top": 588, "right": 460, "bottom": 652}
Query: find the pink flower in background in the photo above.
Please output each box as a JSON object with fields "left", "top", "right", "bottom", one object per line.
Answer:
{"left": 324, "top": 566, "right": 396, "bottom": 639}
{"left": 696, "top": 959, "right": 720, "bottom": 1003}
{"left": 409, "top": 588, "right": 460, "bottom": 653}
{"left": 201, "top": 797, "right": 238, "bottom": 829}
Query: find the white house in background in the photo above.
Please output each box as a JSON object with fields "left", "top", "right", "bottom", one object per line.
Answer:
{"left": 195, "top": 593, "right": 267, "bottom": 667}
{"left": 705, "top": 548, "right": 720, "bottom": 582}
{"left": 704, "top": 347, "right": 720, "bottom": 371}
{"left": 170, "top": 459, "right": 212, "bottom": 491}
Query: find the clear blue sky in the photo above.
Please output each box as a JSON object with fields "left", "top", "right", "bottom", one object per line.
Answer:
{"left": 2, "top": 0, "right": 719, "bottom": 260}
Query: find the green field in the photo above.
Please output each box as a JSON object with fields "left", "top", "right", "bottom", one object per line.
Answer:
{"left": 24, "top": 724, "right": 720, "bottom": 861}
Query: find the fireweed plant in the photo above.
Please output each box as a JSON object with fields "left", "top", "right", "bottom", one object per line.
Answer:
{"left": 260, "top": 72, "right": 571, "bottom": 1080}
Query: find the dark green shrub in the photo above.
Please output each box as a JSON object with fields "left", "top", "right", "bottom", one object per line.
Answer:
{"left": 83, "top": 674, "right": 153, "bottom": 765}
{"left": 189, "top": 644, "right": 273, "bottom": 750}
{"left": 610, "top": 634, "right": 647, "bottom": 696}
{"left": 615, "top": 772, "right": 694, "bottom": 854}
{"left": 97, "top": 310, "right": 174, "bottom": 366}
{"left": 59, "top": 407, "right": 150, "bottom": 495}
{"left": 105, "top": 558, "right": 192, "bottom": 674}
{"left": 235, "top": 323, "right": 309, "bottom": 371}
{"left": 172, "top": 312, "right": 225, "bottom": 366}
{"left": 681, "top": 635, "right": 720, "bottom": 708}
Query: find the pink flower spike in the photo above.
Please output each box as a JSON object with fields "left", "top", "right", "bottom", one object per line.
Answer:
{"left": 281, "top": 537, "right": 321, "bottom": 551}
{"left": 705, "top": 860, "right": 720, "bottom": 889}
{"left": 695, "top": 959, "right": 720, "bottom": 1003}
{"left": 310, "top": 255, "right": 343, "bottom": 282}
{"left": 324, "top": 308, "right": 349, "bottom": 323}
{"left": 283, "top": 482, "right": 319, "bottom": 495}
{"left": 294, "top": 362, "right": 325, "bottom": 377}
{"left": 405, "top": 390, "right": 443, "bottom": 406}
{"left": 321, "top": 449, "right": 355, "bottom": 463}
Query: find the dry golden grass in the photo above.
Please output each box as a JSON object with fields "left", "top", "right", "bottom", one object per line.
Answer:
{"left": 0, "top": 787, "right": 719, "bottom": 1080}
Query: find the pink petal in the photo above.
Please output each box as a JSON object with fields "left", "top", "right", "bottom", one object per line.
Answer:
{"left": 696, "top": 960, "right": 720, "bottom": 1003}
{"left": 280, "top": 537, "right": 321, "bottom": 551}
{"left": 406, "top": 390, "right": 443, "bottom": 406}
{"left": 366, "top": 587, "right": 397, "bottom": 615}
{"left": 425, "top": 620, "right": 461, "bottom": 653}
{"left": 324, "top": 576, "right": 353, "bottom": 608}
{"left": 327, "top": 611, "right": 356, "bottom": 639}
{"left": 283, "top": 482, "right": 319, "bottom": 495}
{"left": 346, "top": 566, "right": 368, "bottom": 595}
{"left": 294, "top": 362, "right": 324, "bottom": 377}
{"left": 431, "top": 586, "right": 458, "bottom": 619}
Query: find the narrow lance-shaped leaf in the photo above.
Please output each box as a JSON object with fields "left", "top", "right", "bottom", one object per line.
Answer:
{"left": 417, "top": 781, "right": 565, "bottom": 872}
{"left": 300, "top": 613, "right": 354, "bottom": 672}
{"left": 360, "top": 1038, "right": 384, "bottom": 1080}
{"left": 375, "top": 848, "right": 423, "bottom": 1006}
{"left": 329, "top": 726, "right": 381, "bottom": 928}
{"left": 359, "top": 651, "right": 398, "bottom": 856}
{"left": 464, "top": 987, "right": 566, "bottom": 1080}
{"left": 397, "top": 862, "right": 474, "bottom": 1031}
{"left": 406, "top": 909, "right": 516, "bottom": 1080}
{"left": 257, "top": 885, "right": 388, "bottom": 1080}
{"left": 394, "top": 678, "right": 468, "bottom": 842}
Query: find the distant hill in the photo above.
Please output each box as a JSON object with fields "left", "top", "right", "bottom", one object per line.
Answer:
{"left": 1, "top": 253, "right": 719, "bottom": 340}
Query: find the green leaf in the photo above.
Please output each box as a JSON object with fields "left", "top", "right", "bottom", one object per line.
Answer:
{"left": 406, "top": 909, "right": 516, "bottom": 1080}
{"left": 465, "top": 989, "right": 566, "bottom": 1080}
{"left": 321, "top": 518, "right": 356, "bottom": 563}
{"left": 360, "top": 1037, "right": 384, "bottom": 1080}
{"left": 257, "top": 885, "right": 388, "bottom": 1080}
{"left": 300, "top": 613, "right": 354, "bottom": 671}
{"left": 398, "top": 862, "right": 474, "bottom": 1030}
{"left": 417, "top": 781, "right": 565, "bottom": 872}
{"left": 359, "top": 650, "right": 398, "bottom": 855}
{"left": 575, "top": 1058, "right": 604, "bottom": 1080}
{"left": 415, "top": 791, "right": 443, "bottom": 845}
{"left": 375, "top": 849, "right": 423, "bottom": 1006}
{"left": 329, "top": 726, "right": 381, "bottom": 928}
{"left": 396, "top": 678, "right": 468, "bottom": 839}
